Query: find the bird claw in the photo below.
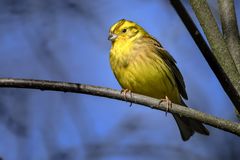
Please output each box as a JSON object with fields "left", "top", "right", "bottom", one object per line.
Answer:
{"left": 121, "top": 89, "right": 133, "bottom": 106}
{"left": 158, "top": 96, "right": 172, "bottom": 116}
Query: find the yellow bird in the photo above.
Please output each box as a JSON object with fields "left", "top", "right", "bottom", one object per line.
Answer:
{"left": 108, "top": 19, "right": 209, "bottom": 141}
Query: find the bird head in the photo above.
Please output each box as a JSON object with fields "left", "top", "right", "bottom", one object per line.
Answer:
{"left": 108, "top": 19, "right": 146, "bottom": 42}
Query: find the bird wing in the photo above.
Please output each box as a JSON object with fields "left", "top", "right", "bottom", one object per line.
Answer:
{"left": 144, "top": 35, "right": 188, "bottom": 99}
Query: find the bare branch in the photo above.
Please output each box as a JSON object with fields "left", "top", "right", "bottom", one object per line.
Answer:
{"left": 171, "top": 0, "right": 240, "bottom": 112}
{"left": 218, "top": 0, "right": 240, "bottom": 73}
{"left": 0, "top": 78, "right": 239, "bottom": 136}
{"left": 188, "top": 0, "right": 240, "bottom": 82}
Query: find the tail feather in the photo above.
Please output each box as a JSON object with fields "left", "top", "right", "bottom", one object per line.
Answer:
{"left": 173, "top": 99, "right": 209, "bottom": 141}
{"left": 173, "top": 114, "right": 194, "bottom": 141}
{"left": 188, "top": 118, "right": 209, "bottom": 135}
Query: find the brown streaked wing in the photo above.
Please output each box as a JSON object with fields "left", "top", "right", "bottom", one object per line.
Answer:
{"left": 143, "top": 35, "right": 188, "bottom": 99}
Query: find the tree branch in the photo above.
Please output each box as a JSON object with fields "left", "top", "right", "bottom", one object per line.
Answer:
{"left": 0, "top": 78, "right": 239, "bottom": 136}
{"left": 170, "top": 0, "right": 240, "bottom": 113}
{"left": 218, "top": 0, "right": 240, "bottom": 73}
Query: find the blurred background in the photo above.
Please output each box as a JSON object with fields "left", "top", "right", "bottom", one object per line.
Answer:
{"left": 0, "top": 0, "right": 239, "bottom": 159}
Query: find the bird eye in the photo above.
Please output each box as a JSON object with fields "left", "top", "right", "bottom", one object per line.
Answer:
{"left": 122, "top": 29, "right": 127, "bottom": 33}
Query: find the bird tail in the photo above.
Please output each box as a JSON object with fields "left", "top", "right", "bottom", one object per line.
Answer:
{"left": 172, "top": 100, "right": 209, "bottom": 141}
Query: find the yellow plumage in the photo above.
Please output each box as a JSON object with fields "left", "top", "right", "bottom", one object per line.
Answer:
{"left": 108, "top": 19, "right": 209, "bottom": 141}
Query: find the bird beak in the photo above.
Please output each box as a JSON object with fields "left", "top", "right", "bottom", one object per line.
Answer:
{"left": 108, "top": 33, "right": 118, "bottom": 41}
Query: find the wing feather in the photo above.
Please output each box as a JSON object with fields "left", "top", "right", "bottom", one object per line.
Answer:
{"left": 143, "top": 35, "right": 188, "bottom": 99}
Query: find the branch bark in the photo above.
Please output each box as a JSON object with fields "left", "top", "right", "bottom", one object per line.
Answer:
{"left": 170, "top": 0, "right": 240, "bottom": 113}
{"left": 0, "top": 78, "right": 239, "bottom": 136}
{"left": 218, "top": 0, "right": 240, "bottom": 73}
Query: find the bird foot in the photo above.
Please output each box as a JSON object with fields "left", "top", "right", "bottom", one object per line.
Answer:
{"left": 158, "top": 96, "right": 172, "bottom": 116}
{"left": 120, "top": 89, "right": 133, "bottom": 106}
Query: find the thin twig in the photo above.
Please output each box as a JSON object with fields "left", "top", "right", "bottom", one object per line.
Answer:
{"left": 170, "top": 0, "right": 240, "bottom": 113}
{"left": 0, "top": 78, "right": 239, "bottom": 136}
{"left": 218, "top": 0, "right": 240, "bottom": 73}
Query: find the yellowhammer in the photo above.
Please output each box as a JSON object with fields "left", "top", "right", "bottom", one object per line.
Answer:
{"left": 108, "top": 19, "right": 209, "bottom": 141}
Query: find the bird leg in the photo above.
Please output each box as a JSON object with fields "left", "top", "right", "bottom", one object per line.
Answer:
{"left": 158, "top": 96, "right": 172, "bottom": 116}
{"left": 120, "top": 89, "right": 133, "bottom": 106}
